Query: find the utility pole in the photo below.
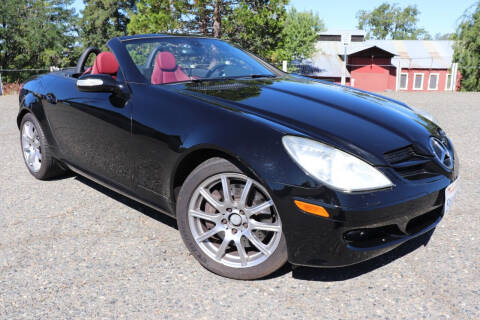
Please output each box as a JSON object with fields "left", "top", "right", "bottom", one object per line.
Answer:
{"left": 451, "top": 63, "right": 458, "bottom": 92}
{"left": 395, "top": 60, "right": 401, "bottom": 91}
{"left": 341, "top": 33, "right": 351, "bottom": 86}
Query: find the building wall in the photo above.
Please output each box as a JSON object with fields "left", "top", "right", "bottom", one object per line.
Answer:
{"left": 349, "top": 66, "right": 396, "bottom": 91}
{"left": 398, "top": 68, "right": 455, "bottom": 91}
{"left": 345, "top": 57, "right": 395, "bottom": 91}
{"left": 313, "top": 68, "right": 460, "bottom": 92}
{"left": 319, "top": 68, "right": 459, "bottom": 92}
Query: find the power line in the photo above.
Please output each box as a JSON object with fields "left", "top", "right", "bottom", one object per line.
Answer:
{"left": 0, "top": 69, "right": 49, "bottom": 72}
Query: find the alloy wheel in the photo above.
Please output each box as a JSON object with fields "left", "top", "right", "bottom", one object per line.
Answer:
{"left": 21, "top": 121, "right": 42, "bottom": 172}
{"left": 188, "top": 173, "right": 282, "bottom": 268}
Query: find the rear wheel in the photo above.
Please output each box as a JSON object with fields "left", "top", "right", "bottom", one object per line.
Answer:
{"left": 20, "top": 113, "right": 66, "bottom": 180}
{"left": 177, "top": 158, "right": 287, "bottom": 280}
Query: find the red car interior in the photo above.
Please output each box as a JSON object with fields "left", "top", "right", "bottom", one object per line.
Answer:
{"left": 83, "top": 51, "right": 119, "bottom": 79}
{"left": 151, "top": 51, "right": 190, "bottom": 84}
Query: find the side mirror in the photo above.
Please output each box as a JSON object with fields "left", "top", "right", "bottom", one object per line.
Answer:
{"left": 76, "top": 74, "right": 120, "bottom": 93}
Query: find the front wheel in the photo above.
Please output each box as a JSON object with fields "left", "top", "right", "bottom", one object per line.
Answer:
{"left": 176, "top": 158, "right": 287, "bottom": 280}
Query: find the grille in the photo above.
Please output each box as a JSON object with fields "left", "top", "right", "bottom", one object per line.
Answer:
{"left": 384, "top": 145, "right": 441, "bottom": 180}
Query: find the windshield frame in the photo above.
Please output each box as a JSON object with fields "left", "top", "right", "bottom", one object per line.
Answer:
{"left": 120, "top": 35, "right": 285, "bottom": 85}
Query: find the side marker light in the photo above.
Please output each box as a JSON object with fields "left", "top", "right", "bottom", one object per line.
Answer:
{"left": 294, "top": 200, "right": 330, "bottom": 218}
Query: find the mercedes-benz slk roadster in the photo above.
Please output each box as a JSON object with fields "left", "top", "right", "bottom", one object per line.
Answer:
{"left": 17, "top": 34, "right": 459, "bottom": 279}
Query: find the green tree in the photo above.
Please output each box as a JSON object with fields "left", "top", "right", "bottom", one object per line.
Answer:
{"left": 128, "top": 1, "right": 232, "bottom": 37}
{"left": 222, "top": 0, "right": 289, "bottom": 63}
{"left": 277, "top": 8, "right": 325, "bottom": 62}
{"left": 79, "top": 0, "right": 136, "bottom": 49}
{"left": 127, "top": 0, "right": 189, "bottom": 34}
{"left": 125, "top": 0, "right": 322, "bottom": 65}
{"left": 188, "top": 0, "right": 212, "bottom": 35}
{"left": 0, "top": 0, "right": 77, "bottom": 82}
{"left": 434, "top": 32, "right": 455, "bottom": 40}
{"left": 453, "top": 2, "right": 480, "bottom": 91}
{"left": 212, "top": 0, "right": 223, "bottom": 38}
{"left": 191, "top": 0, "right": 232, "bottom": 37}
{"left": 356, "top": 3, "right": 431, "bottom": 40}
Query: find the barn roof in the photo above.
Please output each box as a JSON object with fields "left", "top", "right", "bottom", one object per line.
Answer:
{"left": 367, "top": 40, "right": 455, "bottom": 69}
{"left": 344, "top": 45, "right": 396, "bottom": 57}
{"left": 300, "top": 39, "right": 455, "bottom": 78}
{"left": 318, "top": 29, "right": 366, "bottom": 37}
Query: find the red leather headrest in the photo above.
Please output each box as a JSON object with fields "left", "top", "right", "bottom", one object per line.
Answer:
{"left": 155, "top": 52, "right": 177, "bottom": 70}
{"left": 92, "top": 52, "right": 119, "bottom": 75}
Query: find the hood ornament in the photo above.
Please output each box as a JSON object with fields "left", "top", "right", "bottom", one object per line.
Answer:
{"left": 429, "top": 137, "right": 453, "bottom": 170}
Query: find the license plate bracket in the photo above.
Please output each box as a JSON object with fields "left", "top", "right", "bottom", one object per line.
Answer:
{"left": 444, "top": 179, "right": 459, "bottom": 214}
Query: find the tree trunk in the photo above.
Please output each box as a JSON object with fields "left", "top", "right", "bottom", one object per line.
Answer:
{"left": 213, "top": 0, "right": 221, "bottom": 38}
{"left": 196, "top": 0, "right": 207, "bottom": 35}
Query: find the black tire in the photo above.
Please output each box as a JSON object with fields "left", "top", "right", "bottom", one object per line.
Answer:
{"left": 19, "top": 113, "right": 66, "bottom": 180}
{"left": 176, "top": 157, "right": 288, "bottom": 280}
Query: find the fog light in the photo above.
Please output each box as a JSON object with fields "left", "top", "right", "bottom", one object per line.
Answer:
{"left": 294, "top": 200, "right": 329, "bottom": 218}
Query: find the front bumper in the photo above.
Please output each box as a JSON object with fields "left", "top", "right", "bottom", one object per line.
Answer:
{"left": 272, "top": 176, "right": 452, "bottom": 267}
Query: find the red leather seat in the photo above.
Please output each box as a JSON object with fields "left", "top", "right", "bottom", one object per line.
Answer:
{"left": 84, "top": 52, "right": 119, "bottom": 79}
{"left": 151, "top": 51, "right": 190, "bottom": 84}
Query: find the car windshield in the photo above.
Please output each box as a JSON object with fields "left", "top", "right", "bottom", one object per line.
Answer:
{"left": 124, "top": 37, "right": 276, "bottom": 85}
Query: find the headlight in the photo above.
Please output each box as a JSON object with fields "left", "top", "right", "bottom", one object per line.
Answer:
{"left": 282, "top": 136, "right": 393, "bottom": 192}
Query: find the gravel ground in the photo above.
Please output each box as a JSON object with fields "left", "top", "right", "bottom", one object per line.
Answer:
{"left": 0, "top": 92, "right": 479, "bottom": 319}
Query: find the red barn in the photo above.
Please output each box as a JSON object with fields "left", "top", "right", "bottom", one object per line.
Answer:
{"left": 296, "top": 30, "right": 460, "bottom": 92}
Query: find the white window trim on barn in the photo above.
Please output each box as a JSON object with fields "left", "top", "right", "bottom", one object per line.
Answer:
{"left": 428, "top": 73, "right": 440, "bottom": 90}
{"left": 445, "top": 73, "right": 453, "bottom": 91}
{"left": 413, "top": 73, "right": 425, "bottom": 90}
{"left": 399, "top": 73, "right": 409, "bottom": 90}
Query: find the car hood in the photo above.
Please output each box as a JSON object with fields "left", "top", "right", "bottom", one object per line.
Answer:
{"left": 176, "top": 76, "right": 439, "bottom": 165}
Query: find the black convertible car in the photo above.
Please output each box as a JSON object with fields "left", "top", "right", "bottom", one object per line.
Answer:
{"left": 18, "top": 34, "right": 458, "bottom": 279}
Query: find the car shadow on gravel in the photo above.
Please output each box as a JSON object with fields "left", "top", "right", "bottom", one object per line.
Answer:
{"left": 291, "top": 229, "right": 434, "bottom": 282}
{"left": 72, "top": 174, "right": 434, "bottom": 282}
{"left": 74, "top": 175, "right": 178, "bottom": 230}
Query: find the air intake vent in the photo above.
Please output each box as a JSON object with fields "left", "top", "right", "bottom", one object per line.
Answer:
{"left": 189, "top": 83, "right": 248, "bottom": 91}
{"left": 384, "top": 146, "right": 417, "bottom": 164}
{"left": 384, "top": 145, "right": 440, "bottom": 180}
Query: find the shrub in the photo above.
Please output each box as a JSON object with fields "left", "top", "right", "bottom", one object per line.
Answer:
{"left": 1, "top": 82, "right": 22, "bottom": 95}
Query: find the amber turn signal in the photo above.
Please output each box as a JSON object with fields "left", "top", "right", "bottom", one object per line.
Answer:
{"left": 294, "top": 200, "right": 330, "bottom": 218}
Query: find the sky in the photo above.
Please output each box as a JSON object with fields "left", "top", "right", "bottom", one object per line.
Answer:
{"left": 289, "top": 0, "right": 478, "bottom": 36}
{"left": 72, "top": 0, "right": 478, "bottom": 36}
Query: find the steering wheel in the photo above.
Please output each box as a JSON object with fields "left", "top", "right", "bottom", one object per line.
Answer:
{"left": 205, "top": 64, "right": 229, "bottom": 78}
{"left": 75, "top": 47, "right": 101, "bottom": 74}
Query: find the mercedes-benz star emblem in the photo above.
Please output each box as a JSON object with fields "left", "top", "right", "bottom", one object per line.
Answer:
{"left": 429, "top": 137, "right": 453, "bottom": 170}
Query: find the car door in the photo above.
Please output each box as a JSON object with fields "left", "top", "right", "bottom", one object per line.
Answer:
{"left": 42, "top": 71, "right": 134, "bottom": 190}
{"left": 127, "top": 83, "right": 184, "bottom": 213}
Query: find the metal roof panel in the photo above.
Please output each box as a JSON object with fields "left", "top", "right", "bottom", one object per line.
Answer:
{"left": 306, "top": 40, "right": 455, "bottom": 76}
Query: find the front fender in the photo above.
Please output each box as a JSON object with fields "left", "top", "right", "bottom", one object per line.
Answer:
{"left": 17, "top": 76, "right": 59, "bottom": 153}
{"left": 17, "top": 75, "right": 46, "bottom": 127}
{"left": 174, "top": 101, "right": 320, "bottom": 196}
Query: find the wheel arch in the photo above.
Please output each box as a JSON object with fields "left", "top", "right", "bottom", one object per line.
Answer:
{"left": 17, "top": 108, "right": 31, "bottom": 128}
{"left": 17, "top": 90, "right": 44, "bottom": 129}
{"left": 170, "top": 146, "right": 265, "bottom": 208}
